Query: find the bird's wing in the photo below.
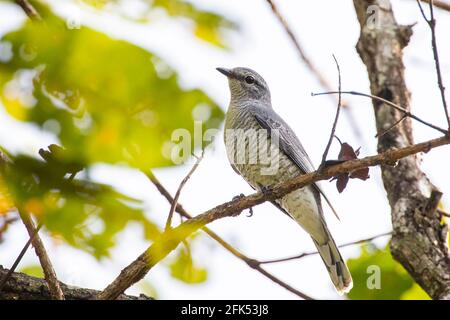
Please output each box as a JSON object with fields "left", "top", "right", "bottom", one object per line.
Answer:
{"left": 252, "top": 107, "right": 340, "bottom": 221}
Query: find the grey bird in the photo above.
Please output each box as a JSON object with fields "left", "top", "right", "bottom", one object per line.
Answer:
{"left": 217, "top": 66, "right": 352, "bottom": 294}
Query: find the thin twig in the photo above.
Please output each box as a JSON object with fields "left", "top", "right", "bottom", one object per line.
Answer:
{"left": 264, "top": 0, "right": 366, "bottom": 143}
{"left": 311, "top": 90, "right": 448, "bottom": 135}
{"left": 0, "top": 222, "right": 42, "bottom": 292}
{"left": 165, "top": 152, "right": 204, "bottom": 230}
{"left": 320, "top": 55, "right": 342, "bottom": 169}
{"left": 416, "top": 0, "right": 450, "bottom": 130}
{"left": 0, "top": 173, "right": 76, "bottom": 292}
{"left": 145, "top": 170, "right": 313, "bottom": 300}
{"left": 15, "top": 0, "right": 42, "bottom": 21}
{"left": 259, "top": 231, "right": 392, "bottom": 264}
{"left": 97, "top": 135, "right": 450, "bottom": 300}
{"left": 375, "top": 115, "right": 407, "bottom": 138}
{"left": 18, "top": 210, "right": 64, "bottom": 300}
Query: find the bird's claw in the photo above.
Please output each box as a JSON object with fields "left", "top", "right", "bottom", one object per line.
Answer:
{"left": 232, "top": 193, "right": 245, "bottom": 201}
{"left": 231, "top": 193, "right": 254, "bottom": 217}
{"left": 260, "top": 185, "right": 273, "bottom": 194}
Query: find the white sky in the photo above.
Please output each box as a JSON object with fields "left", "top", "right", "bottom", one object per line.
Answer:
{"left": 0, "top": 0, "right": 449, "bottom": 299}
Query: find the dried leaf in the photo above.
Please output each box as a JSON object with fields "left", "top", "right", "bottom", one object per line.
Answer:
{"left": 329, "top": 141, "right": 370, "bottom": 192}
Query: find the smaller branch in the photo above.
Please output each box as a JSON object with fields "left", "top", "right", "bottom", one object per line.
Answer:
{"left": 0, "top": 173, "right": 76, "bottom": 293}
{"left": 15, "top": 0, "right": 42, "bottom": 21}
{"left": 420, "top": 0, "right": 450, "bottom": 14}
{"left": 312, "top": 90, "right": 448, "bottom": 135}
{"left": 0, "top": 222, "right": 42, "bottom": 292}
{"left": 264, "top": 0, "right": 370, "bottom": 147}
{"left": 320, "top": 55, "right": 342, "bottom": 168}
{"left": 165, "top": 152, "right": 203, "bottom": 230}
{"left": 375, "top": 115, "right": 407, "bottom": 138}
{"left": 416, "top": 0, "right": 450, "bottom": 130}
{"left": 18, "top": 210, "right": 64, "bottom": 300}
{"left": 145, "top": 170, "right": 313, "bottom": 300}
{"left": 259, "top": 231, "right": 392, "bottom": 264}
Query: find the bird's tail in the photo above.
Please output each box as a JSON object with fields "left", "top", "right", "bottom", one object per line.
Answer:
{"left": 312, "top": 231, "right": 353, "bottom": 295}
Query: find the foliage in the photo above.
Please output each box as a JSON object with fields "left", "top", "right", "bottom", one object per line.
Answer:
{"left": 0, "top": 1, "right": 227, "bottom": 259}
{"left": 347, "top": 244, "right": 430, "bottom": 300}
{"left": 19, "top": 264, "right": 44, "bottom": 278}
{"left": 79, "top": 0, "right": 236, "bottom": 47}
{"left": 169, "top": 244, "right": 207, "bottom": 284}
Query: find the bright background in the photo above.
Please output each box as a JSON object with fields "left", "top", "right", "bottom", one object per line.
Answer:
{"left": 0, "top": 0, "right": 449, "bottom": 299}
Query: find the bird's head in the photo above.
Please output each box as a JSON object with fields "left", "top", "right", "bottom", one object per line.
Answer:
{"left": 216, "top": 67, "right": 271, "bottom": 104}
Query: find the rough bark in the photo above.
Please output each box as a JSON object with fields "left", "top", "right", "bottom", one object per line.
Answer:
{"left": 0, "top": 266, "right": 150, "bottom": 300}
{"left": 353, "top": 0, "right": 450, "bottom": 299}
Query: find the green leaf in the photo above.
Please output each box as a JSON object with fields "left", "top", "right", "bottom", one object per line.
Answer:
{"left": 169, "top": 246, "right": 207, "bottom": 284}
{"left": 346, "top": 244, "right": 429, "bottom": 300}
{"left": 3, "top": 154, "right": 160, "bottom": 258}
{"left": 400, "top": 283, "right": 431, "bottom": 300}
{"left": 79, "top": 0, "right": 236, "bottom": 47}
{"left": 0, "top": 4, "right": 224, "bottom": 170}
{"left": 19, "top": 265, "right": 44, "bottom": 278}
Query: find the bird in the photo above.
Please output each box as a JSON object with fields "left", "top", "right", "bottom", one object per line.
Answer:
{"left": 217, "top": 66, "right": 352, "bottom": 295}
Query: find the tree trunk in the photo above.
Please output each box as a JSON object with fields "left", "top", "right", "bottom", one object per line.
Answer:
{"left": 353, "top": 0, "right": 450, "bottom": 299}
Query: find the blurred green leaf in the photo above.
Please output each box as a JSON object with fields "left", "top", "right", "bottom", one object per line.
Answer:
{"left": 0, "top": 4, "right": 224, "bottom": 170}
{"left": 78, "top": 0, "right": 236, "bottom": 47}
{"left": 169, "top": 245, "right": 207, "bottom": 284}
{"left": 139, "top": 280, "right": 159, "bottom": 299}
{"left": 2, "top": 153, "right": 160, "bottom": 258}
{"left": 19, "top": 264, "right": 44, "bottom": 278}
{"left": 347, "top": 244, "right": 430, "bottom": 300}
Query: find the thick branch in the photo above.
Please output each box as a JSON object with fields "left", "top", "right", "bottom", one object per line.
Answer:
{"left": 353, "top": 0, "right": 450, "bottom": 299}
{"left": 0, "top": 266, "right": 150, "bottom": 300}
{"left": 97, "top": 135, "right": 450, "bottom": 299}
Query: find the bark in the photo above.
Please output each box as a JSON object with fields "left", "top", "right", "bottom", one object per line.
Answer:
{"left": 353, "top": 0, "right": 450, "bottom": 299}
{"left": 0, "top": 265, "right": 150, "bottom": 300}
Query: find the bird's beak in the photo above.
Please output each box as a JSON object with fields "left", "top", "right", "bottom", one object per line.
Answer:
{"left": 216, "top": 67, "right": 233, "bottom": 78}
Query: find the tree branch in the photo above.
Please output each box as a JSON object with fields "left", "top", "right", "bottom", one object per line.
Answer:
{"left": 420, "top": 0, "right": 450, "bottom": 13}
{"left": 353, "top": 0, "right": 450, "bottom": 299}
{"left": 264, "top": 0, "right": 366, "bottom": 144}
{"left": 165, "top": 152, "right": 203, "bottom": 230}
{"left": 320, "top": 55, "right": 342, "bottom": 168}
{"left": 0, "top": 266, "right": 150, "bottom": 300}
{"left": 14, "top": 0, "right": 42, "bottom": 21}
{"left": 312, "top": 90, "right": 448, "bottom": 135}
{"left": 259, "top": 231, "right": 392, "bottom": 264}
{"left": 416, "top": 0, "right": 450, "bottom": 129}
{"left": 17, "top": 210, "right": 65, "bottom": 300}
{"left": 97, "top": 134, "right": 450, "bottom": 299}
{"left": 145, "top": 170, "right": 314, "bottom": 300}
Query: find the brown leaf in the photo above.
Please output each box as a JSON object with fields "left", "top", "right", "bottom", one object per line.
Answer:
{"left": 338, "top": 143, "right": 359, "bottom": 161}
{"left": 350, "top": 168, "right": 370, "bottom": 180}
{"left": 329, "top": 141, "right": 370, "bottom": 193}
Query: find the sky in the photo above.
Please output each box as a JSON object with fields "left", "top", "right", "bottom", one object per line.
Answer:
{"left": 0, "top": 0, "right": 449, "bottom": 299}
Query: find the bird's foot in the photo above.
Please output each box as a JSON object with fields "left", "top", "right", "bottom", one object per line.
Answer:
{"left": 231, "top": 193, "right": 254, "bottom": 217}
{"left": 259, "top": 185, "right": 273, "bottom": 195}
{"left": 232, "top": 193, "right": 245, "bottom": 201}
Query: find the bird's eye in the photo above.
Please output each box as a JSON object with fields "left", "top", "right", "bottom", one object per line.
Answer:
{"left": 245, "top": 75, "right": 255, "bottom": 84}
